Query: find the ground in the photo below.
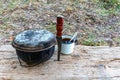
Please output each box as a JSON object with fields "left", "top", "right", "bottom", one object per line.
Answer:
{"left": 0, "top": 0, "right": 120, "bottom": 46}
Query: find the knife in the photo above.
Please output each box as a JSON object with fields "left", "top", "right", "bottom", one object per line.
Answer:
{"left": 56, "top": 15, "right": 64, "bottom": 61}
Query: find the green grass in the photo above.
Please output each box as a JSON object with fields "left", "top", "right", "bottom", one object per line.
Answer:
{"left": 0, "top": 0, "right": 119, "bottom": 46}
{"left": 79, "top": 32, "right": 108, "bottom": 46}
{"left": 93, "top": 0, "right": 120, "bottom": 15}
{"left": 113, "top": 37, "right": 120, "bottom": 44}
{"left": 45, "top": 23, "right": 56, "bottom": 33}
{"left": 81, "top": 39, "right": 107, "bottom": 46}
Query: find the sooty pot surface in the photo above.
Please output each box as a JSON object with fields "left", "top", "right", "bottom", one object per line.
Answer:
{"left": 12, "top": 29, "right": 56, "bottom": 66}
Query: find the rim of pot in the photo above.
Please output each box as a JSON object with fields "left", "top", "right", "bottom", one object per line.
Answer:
{"left": 12, "top": 42, "right": 56, "bottom": 52}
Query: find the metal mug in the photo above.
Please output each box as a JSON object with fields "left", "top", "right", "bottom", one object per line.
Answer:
{"left": 61, "top": 35, "right": 75, "bottom": 54}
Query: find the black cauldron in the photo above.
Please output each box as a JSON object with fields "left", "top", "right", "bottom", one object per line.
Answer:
{"left": 12, "top": 29, "right": 56, "bottom": 66}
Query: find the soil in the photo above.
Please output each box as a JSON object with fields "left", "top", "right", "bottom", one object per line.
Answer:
{"left": 0, "top": 0, "right": 120, "bottom": 46}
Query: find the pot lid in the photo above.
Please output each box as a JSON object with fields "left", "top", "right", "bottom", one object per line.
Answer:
{"left": 12, "top": 29, "right": 56, "bottom": 52}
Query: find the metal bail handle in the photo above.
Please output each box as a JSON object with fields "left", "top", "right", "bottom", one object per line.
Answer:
{"left": 56, "top": 15, "right": 64, "bottom": 61}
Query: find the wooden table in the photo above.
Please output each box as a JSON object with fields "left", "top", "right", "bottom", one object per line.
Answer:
{"left": 0, "top": 45, "right": 120, "bottom": 80}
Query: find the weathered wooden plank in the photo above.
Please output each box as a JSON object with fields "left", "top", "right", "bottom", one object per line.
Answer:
{"left": 0, "top": 45, "right": 119, "bottom": 80}
{"left": 0, "top": 45, "right": 15, "bottom": 52}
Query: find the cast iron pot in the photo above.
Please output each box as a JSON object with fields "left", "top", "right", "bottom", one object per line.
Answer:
{"left": 12, "top": 29, "right": 56, "bottom": 66}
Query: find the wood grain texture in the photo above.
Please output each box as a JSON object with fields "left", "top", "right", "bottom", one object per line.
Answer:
{"left": 0, "top": 45, "right": 120, "bottom": 80}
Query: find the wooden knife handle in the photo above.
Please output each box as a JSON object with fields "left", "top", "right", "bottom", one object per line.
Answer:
{"left": 56, "top": 15, "right": 64, "bottom": 37}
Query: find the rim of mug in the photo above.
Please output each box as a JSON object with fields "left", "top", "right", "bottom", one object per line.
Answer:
{"left": 62, "top": 35, "right": 75, "bottom": 44}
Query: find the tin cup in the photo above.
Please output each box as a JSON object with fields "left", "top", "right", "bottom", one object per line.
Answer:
{"left": 61, "top": 35, "right": 76, "bottom": 54}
